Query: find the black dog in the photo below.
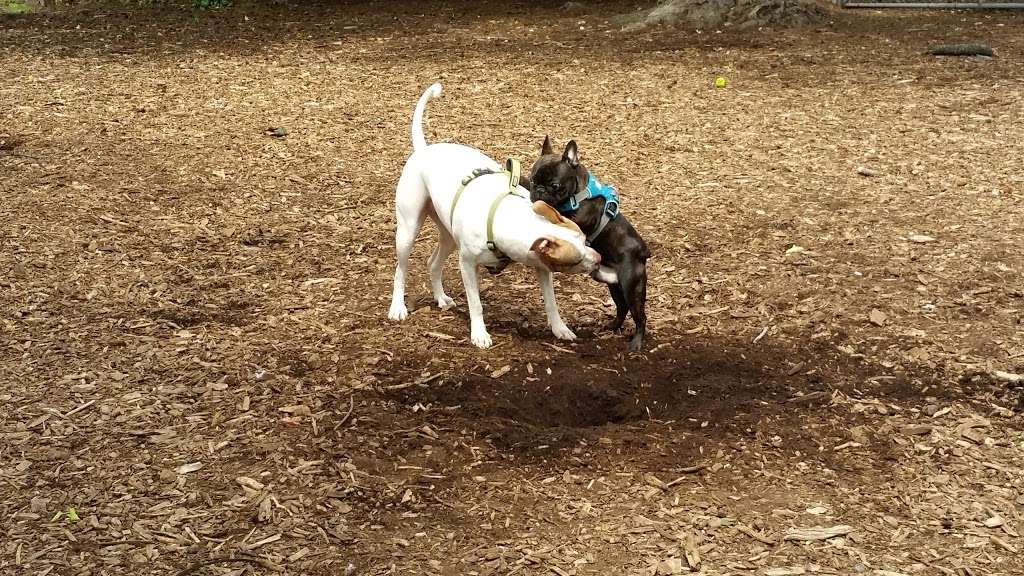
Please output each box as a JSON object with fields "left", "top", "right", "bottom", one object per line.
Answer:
{"left": 527, "top": 137, "right": 650, "bottom": 351}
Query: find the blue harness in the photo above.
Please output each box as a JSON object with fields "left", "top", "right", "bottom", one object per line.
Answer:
{"left": 556, "top": 173, "right": 619, "bottom": 243}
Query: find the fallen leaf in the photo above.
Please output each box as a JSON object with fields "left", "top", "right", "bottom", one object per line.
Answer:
{"left": 237, "top": 476, "right": 265, "bottom": 491}
{"left": 176, "top": 462, "right": 203, "bottom": 474}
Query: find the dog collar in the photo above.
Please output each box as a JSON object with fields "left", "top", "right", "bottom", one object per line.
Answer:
{"left": 556, "top": 173, "right": 620, "bottom": 243}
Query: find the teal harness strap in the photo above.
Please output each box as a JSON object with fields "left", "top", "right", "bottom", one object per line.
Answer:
{"left": 554, "top": 172, "right": 620, "bottom": 244}
{"left": 449, "top": 159, "right": 523, "bottom": 257}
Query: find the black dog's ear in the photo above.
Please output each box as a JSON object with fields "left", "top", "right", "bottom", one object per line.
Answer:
{"left": 541, "top": 135, "right": 554, "bottom": 156}
{"left": 562, "top": 140, "right": 579, "bottom": 167}
{"left": 518, "top": 173, "right": 533, "bottom": 191}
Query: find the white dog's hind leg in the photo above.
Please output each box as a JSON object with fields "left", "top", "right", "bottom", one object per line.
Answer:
{"left": 427, "top": 212, "right": 457, "bottom": 310}
{"left": 458, "top": 253, "right": 491, "bottom": 348}
{"left": 388, "top": 168, "right": 429, "bottom": 321}
{"left": 537, "top": 269, "right": 576, "bottom": 341}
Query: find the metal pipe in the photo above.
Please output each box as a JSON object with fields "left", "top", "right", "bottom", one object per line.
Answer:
{"left": 844, "top": 2, "right": 1024, "bottom": 7}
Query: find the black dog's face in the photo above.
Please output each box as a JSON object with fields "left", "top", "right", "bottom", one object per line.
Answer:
{"left": 529, "top": 137, "right": 586, "bottom": 209}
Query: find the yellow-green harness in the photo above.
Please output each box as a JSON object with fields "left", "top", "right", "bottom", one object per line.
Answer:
{"left": 449, "top": 158, "right": 523, "bottom": 257}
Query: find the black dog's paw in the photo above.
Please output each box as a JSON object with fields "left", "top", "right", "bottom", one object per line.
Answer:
{"left": 627, "top": 333, "right": 644, "bottom": 352}
{"left": 605, "top": 318, "right": 625, "bottom": 332}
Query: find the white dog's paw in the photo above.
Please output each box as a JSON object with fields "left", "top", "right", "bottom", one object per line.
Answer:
{"left": 591, "top": 266, "right": 619, "bottom": 284}
{"left": 388, "top": 301, "right": 408, "bottom": 321}
{"left": 551, "top": 323, "right": 577, "bottom": 341}
{"left": 436, "top": 294, "right": 456, "bottom": 310}
{"left": 471, "top": 330, "right": 493, "bottom": 349}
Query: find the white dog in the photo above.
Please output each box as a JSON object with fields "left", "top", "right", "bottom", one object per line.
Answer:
{"left": 387, "top": 83, "right": 602, "bottom": 348}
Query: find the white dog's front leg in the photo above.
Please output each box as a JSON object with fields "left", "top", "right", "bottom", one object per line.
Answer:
{"left": 458, "top": 254, "right": 491, "bottom": 348}
{"left": 537, "top": 269, "right": 576, "bottom": 341}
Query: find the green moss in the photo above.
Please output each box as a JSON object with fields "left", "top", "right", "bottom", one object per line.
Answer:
{"left": 1, "top": 1, "right": 33, "bottom": 14}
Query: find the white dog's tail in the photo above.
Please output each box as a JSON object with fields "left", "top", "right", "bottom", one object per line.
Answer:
{"left": 411, "top": 83, "right": 442, "bottom": 152}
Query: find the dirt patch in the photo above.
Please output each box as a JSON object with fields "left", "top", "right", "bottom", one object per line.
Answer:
{"left": 382, "top": 339, "right": 856, "bottom": 450}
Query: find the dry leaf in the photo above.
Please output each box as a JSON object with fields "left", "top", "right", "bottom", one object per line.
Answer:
{"left": 237, "top": 476, "right": 265, "bottom": 491}
{"left": 176, "top": 462, "right": 203, "bottom": 474}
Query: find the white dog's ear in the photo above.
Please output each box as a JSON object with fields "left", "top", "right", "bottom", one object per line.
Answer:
{"left": 541, "top": 135, "right": 554, "bottom": 156}
{"left": 532, "top": 201, "right": 582, "bottom": 235}
{"left": 562, "top": 140, "right": 579, "bottom": 167}
{"left": 530, "top": 236, "right": 582, "bottom": 267}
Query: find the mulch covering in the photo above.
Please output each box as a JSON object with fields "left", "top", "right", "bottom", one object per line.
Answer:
{"left": 2, "top": 2, "right": 1023, "bottom": 575}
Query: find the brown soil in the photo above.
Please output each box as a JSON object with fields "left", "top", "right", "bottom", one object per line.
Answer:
{"left": 2, "top": 2, "right": 1024, "bottom": 576}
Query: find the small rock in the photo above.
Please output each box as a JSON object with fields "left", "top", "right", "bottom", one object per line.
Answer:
{"left": 984, "top": 516, "right": 1005, "bottom": 528}
{"left": 901, "top": 424, "right": 933, "bottom": 436}
{"left": 656, "top": 558, "right": 684, "bottom": 575}
{"left": 30, "top": 497, "right": 50, "bottom": 513}
{"left": 856, "top": 166, "right": 878, "bottom": 177}
{"left": 960, "top": 427, "right": 986, "bottom": 444}
{"left": 868, "top": 309, "right": 887, "bottom": 327}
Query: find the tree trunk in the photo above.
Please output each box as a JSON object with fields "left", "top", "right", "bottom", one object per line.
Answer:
{"left": 627, "top": 0, "right": 829, "bottom": 30}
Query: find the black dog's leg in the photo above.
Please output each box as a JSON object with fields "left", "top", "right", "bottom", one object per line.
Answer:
{"left": 620, "top": 262, "right": 647, "bottom": 352}
{"left": 606, "top": 282, "right": 628, "bottom": 331}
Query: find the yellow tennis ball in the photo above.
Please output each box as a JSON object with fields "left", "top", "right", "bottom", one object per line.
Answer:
{"left": 714, "top": 76, "right": 727, "bottom": 88}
